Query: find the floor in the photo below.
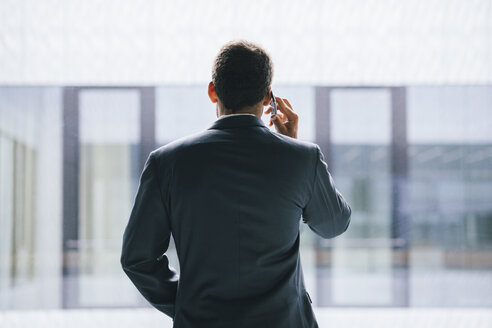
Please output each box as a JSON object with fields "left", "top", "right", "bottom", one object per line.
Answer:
{"left": 1, "top": 308, "right": 491, "bottom": 328}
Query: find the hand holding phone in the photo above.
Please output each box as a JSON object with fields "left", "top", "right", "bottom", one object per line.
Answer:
{"left": 265, "top": 93, "right": 299, "bottom": 139}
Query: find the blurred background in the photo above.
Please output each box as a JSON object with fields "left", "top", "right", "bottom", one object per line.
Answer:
{"left": 0, "top": 0, "right": 491, "bottom": 326}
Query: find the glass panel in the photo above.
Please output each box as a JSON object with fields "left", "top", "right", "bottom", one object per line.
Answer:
{"left": 328, "top": 88, "right": 393, "bottom": 306}
{"left": 78, "top": 89, "right": 141, "bottom": 307}
{"left": 408, "top": 86, "right": 492, "bottom": 144}
{"left": 2, "top": 85, "right": 491, "bottom": 312}
{"left": 0, "top": 87, "right": 63, "bottom": 309}
{"left": 407, "top": 86, "right": 492, "bottom": 306}
{"left": 0, "top": 133, "right": 15, "bottom": 294}
{"left": 155, "top": 86, "right": 216, "bottom": 145}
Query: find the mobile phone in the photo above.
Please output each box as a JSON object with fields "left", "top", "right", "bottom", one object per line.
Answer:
{"left": 270, "top": 91, "right": 278, "bottom": 115}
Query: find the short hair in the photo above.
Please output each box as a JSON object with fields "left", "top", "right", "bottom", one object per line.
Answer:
{"left": 212, "top": 40, "right": 273, "bottom": 112}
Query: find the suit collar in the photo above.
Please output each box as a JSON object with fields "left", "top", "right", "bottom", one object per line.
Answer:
{"left": 208, "top": 114, "right": 267, "bottom": 130}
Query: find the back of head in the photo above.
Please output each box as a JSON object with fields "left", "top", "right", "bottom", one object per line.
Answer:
{"left": 212, "top": 40, "right": 274, "bottom": 112}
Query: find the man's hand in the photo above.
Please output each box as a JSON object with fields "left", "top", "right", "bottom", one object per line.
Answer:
{"left": 265, "top": 97, "right": 298, "bottom": 139}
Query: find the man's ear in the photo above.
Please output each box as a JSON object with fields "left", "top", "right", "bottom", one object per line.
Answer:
{"left": 208, "top": 82, "right": 218, "bottom": 103}
{"left": 262, "top": 88, "right": 272, "bottom": 106}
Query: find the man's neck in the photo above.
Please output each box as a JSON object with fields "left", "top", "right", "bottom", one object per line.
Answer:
{"left": 217, "top": 102, "right": 263, "bottom": 119}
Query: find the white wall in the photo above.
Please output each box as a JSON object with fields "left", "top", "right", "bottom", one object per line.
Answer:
{"left": 0, "top": 0, "right": 490, "bottom": 85}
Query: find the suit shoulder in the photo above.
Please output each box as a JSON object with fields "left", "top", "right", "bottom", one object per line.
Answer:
{"left": 147, "top": 131, "right": 212, "bottom": 178}
{"left": 266, "top": 130, "right": 320, "bottom": 155}
{"left": 151, "top": 130, "right": 210, "bottom": 159}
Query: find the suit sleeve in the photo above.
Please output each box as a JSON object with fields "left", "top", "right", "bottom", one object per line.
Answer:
{"left": 302, "top": 146, "right": 352, "bottom": 239}
{"left": 120, "top": 152, "right": 178, "bottom": 318}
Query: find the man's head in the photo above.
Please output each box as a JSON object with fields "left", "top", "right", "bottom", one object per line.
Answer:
{"left": 208, "top": 40, "right": 274, "bottom": 116}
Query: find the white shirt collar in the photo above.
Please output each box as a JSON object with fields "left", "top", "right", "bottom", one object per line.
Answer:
{"left": 218, "top": 113, "right": 258, "bottom": 120}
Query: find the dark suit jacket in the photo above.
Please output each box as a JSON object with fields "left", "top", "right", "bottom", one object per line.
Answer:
{"left": 121, "top": 114, "right": 351, "bottom": 328}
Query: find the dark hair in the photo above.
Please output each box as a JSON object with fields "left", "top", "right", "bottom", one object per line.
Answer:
{"left": 212, "top": 40, "right": 273, "bottom": 112}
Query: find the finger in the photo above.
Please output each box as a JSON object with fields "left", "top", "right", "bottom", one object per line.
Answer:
{"left": 277, "top": 97, "right": 293, "bottom": 113}
{"left": 271, "top": 114, "right": 287, "bottom": 134}
{"left": 264, "top": 106, "right": 272, "bottom": 114}
{"left": 283, "top": 98, "right": 292, "bottom": 108}
{"left": 273, "top": 112, "right": 286, "bottom": 124}
{"left": 275, "top": 97, "right": 297, "bottom": 121}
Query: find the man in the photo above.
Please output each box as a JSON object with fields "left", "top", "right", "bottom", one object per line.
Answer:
{"left": 121, "top": 40, "right": 351, "bottom": 328}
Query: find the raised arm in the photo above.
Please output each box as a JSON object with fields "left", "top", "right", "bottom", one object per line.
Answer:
{"left": 120, "top": 151, "right": 178, "bottom": 318}
{"left": 302, "top": 146, "right": 351, "bottom": 239}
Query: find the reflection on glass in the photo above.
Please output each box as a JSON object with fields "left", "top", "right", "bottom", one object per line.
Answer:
{"left": 155, "top": 87, "right": 216, "bottom": 144}
{"left": 78, "top": 90, "right": 141, "bottom": 306}
{"left": 0, "top": 85, "right": 491, "bottom": 310}
{"left": 407, "top": 86, "right": 492, "bottom": 306}
{"left": 0, "top": 87, "right": 62, "bottom": 309}
{"left": 328, "top": 89, "right": 393, "bottom": 306}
